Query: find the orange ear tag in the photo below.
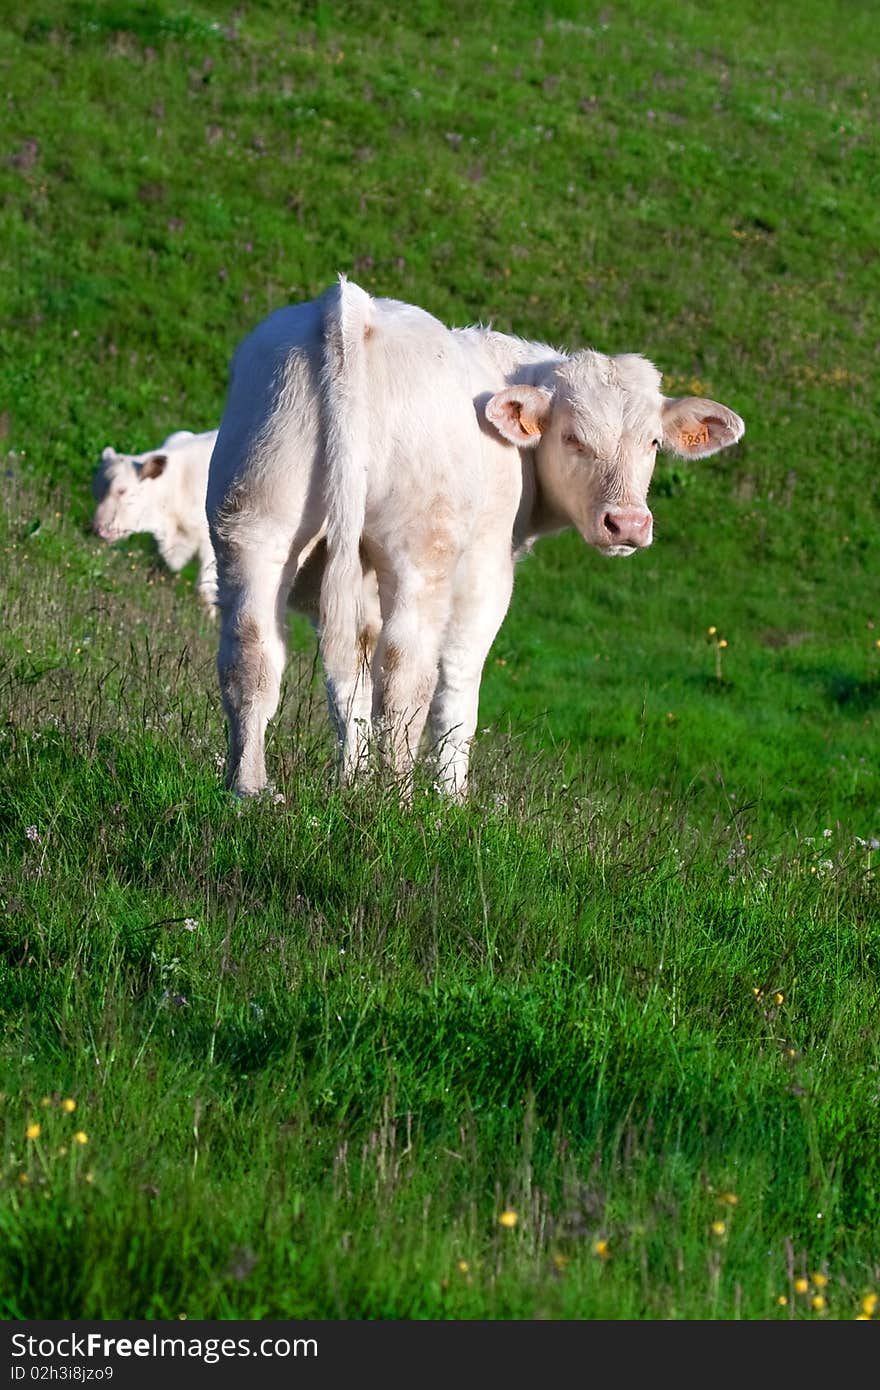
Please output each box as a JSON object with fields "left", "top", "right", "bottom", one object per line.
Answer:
{"left": 681, "top": 424, "right": 710, "bottom": 449}
{"left": 520, "top": 417, "right": 542, "bottom": 436}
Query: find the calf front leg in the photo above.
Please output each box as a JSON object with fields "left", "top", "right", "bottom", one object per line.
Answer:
{"left": 317, "top": 562, "right": 382, "bottom": 784}
{"left": 324, "top": 625, "right": 379, "bottom": 785}
{"left": 428, "top": 550, "right": 514, "bottom": 799}
{"left": 196, "top": 540, "right": 219, "bottom": 618}
{"left": 371, "top": 575, "right": 450, "bottom": 792}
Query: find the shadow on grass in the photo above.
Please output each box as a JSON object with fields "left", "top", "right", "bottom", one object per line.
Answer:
{"left": 823, "top": 669, "right": 880, "bottom": 713}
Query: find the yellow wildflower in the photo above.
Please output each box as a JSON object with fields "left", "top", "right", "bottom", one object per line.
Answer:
{"left": 457, "top": 1260, "right": 469, "bottom": 1273}
{"left": 498, "top": 1210, "right": 518, "bottom": 1228}
{"left": 593, "top": 1239, "right": 609, "bottom": 1258}
{"left": 777, "top": 1295, "right": 787, "bottom": 1306}
{"left": 73, "top": 1131, "right": 88, "bottom": 1146}
{"left": 812, "top": 1295, "right": 826, "bottom": 1311}
{"left": 719, "top": 1192, "right": 738, "bottom": 1206}
{"left": 25, "top": 1123, "right": 40, "bottom": 1141}
{"left": 812, "top": 1272, "right": 828, "bottom": 1288}
{"left": 773, "top": 992, "right": 785, "bottom": 1006}
{"left": 794, "top": 1277, "right": 809, "bottom": 1295}
{"left": 711, "top": 1220, "right": 726, "bottom": 1236}
{"left": 862, "top": 1293, "right": 877, "bottom": 1316}
{"left": 61, "top": 1098, "right": 76, "bottom": 1114}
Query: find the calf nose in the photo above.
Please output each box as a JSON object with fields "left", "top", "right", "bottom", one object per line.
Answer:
{"left": 601, "top": 506, "right": 653, "bottom": 548}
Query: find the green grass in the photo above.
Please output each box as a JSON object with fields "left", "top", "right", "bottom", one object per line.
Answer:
{"left": 1, "top": 0, "right": 879, "bottom": 1320}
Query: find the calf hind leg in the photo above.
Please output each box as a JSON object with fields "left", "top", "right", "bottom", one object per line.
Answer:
{"left": 216, "top": 544, "right": 294, "bottom": 796}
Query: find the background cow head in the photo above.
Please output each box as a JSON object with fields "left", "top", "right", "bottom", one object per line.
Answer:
{"left": 91, "top": 446, "right": 169, "bottom": 543}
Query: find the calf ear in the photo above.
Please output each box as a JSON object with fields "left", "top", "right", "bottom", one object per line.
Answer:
{"left": 101, "top": 446, "right": 118, "bottom": 463}
{"left": 661, "top": 397, "right": 744, "bottom": 458}
{"left": 139, "top": 453, "right": 168, "bottom": 481}
{"left": 485, "top": 386, "right": 553, "bottom": 448}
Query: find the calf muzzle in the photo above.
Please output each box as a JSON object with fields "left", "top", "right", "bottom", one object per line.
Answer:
{"left": 599, "top": 506, "right": 653, "bottom": 549}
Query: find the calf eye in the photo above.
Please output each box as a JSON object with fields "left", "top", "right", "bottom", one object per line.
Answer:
{"left": 562, "top": 433, "right": 583, "bottom": 450}
{"left": 651, "top": 439, "right": 660, "bottom": 450}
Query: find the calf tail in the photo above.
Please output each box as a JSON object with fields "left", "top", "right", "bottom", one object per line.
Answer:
{"left": 319, "top": 274, "right": 374, "bottom": 685}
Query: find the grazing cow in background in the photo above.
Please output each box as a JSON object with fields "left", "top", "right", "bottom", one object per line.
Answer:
{"left": 207, "top": 276, "right": 744, "bottom": 799}
{"left": 92, "top": 429, "right": 219, "bottom": 615}
{"left": 92, "top": 427, "right": 341, "bottom": 629}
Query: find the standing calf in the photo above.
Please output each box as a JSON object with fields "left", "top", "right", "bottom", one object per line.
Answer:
{"left": 207, "top": 277, "right": 744, "bottom": 798}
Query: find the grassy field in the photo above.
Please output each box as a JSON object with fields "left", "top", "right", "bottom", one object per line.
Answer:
{"left": 1, "top": 0, "right": 879, "bottom": 1320}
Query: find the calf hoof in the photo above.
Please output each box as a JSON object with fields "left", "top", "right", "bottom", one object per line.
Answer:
{"left": 225, "top": 768, "right": 285, "bottom": 803}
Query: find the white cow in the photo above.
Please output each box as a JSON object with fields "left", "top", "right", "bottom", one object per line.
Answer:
{"left": 207, "top": 277, "right": 744, "bottom": 798}
{"left": 92, "top": 429, "right": 219, "bottom": 615}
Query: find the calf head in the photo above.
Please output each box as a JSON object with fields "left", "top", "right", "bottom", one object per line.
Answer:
{"left": 486, "top": 351, "right": 744, "bottom": 556}
{"left": 91, "top": 446, "right": 169, "bottom": 543}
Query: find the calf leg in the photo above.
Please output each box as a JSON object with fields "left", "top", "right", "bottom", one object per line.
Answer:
{"left": 298, "top": 543, "right": 382, "bottom": 784}
{"left": 215, "top": 539, "right": 296, "bottom": 796}
{"left": 196, "top": 538, "right": 219, "bottom": 618}
{"left": 343, "top": 571, "right": 382, "bottom": 783}
{"left": 322, "top": 569, "right": 382, "bottom": 784}
{"left": 428, "top": 548, "right": 514, "bottom": 799}
{"left": 371, "top": 572, "right": 451, "bottom": 789}
{"left": 326, "top": 633, "right": 377, "bottom": 784}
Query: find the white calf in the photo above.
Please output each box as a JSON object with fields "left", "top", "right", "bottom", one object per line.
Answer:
{"left": 207, "top": 277, "right": 744, "bottom": 798}
{"left": 92, "top": 429, "right": 219, "bottom": 614}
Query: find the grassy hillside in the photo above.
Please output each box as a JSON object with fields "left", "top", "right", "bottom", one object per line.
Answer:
{"left": 1, "top": 0, "right": 879, "bottom": 1319}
